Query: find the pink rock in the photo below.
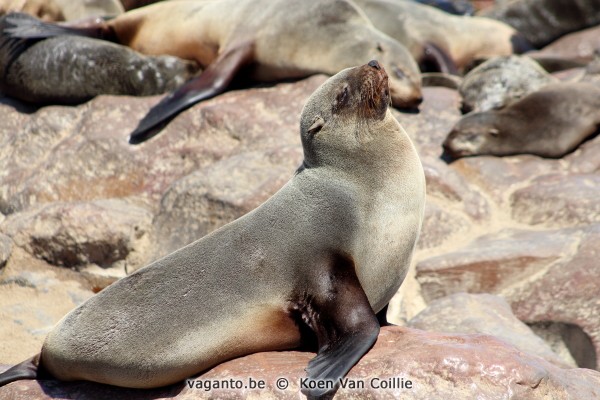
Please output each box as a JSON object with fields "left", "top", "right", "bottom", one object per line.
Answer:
{"left": 510, "top": 173, "right": 600, "bottom": 227}
{"left": 0, "top": 76, "right": 326, "bottom": 214}
{"left": 416, "top": 228, "right": 579, "bottom": 301}
{"left": 2, "top": 327, "right": 600, "bottom": 399}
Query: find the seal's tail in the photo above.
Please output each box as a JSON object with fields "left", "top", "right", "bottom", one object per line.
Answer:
{"left": 2, "top": 12, "right": 113, "bottom": 41}
{"left": 0, "top": 355, "right": 41, "bottom": 387}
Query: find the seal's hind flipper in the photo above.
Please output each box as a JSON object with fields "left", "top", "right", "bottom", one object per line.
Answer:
{"left": 0, "top": 355, "right": 40, "bottom": 387}
{"left": 3, "top": 12, "right": 109, "bottom": 40}
{"left": 301, "top": 253, "right": 380, "bottom": 399}
{"left": 128, "top": 42, "right": 254, "bottom": 144}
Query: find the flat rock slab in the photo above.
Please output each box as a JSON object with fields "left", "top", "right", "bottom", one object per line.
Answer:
{"left": 0, "top": 76, "right": 325, "bottom": 215}
{"left": 1, "top": 199, "right": 153, "bottom": 271}
{"left": 416, "top": 224, "right": 600, "bottom": 370}
{"left": 408, "top": 292, "right": 570, "bottom": 367}
{"left": 416, "top": 227, "right": 580, "bottom": 301}
{"left": 510, "top": 173, "right": 600, "bottom": 227}
{"left": 2, "top": 327, "right": 600, "bottom": 399}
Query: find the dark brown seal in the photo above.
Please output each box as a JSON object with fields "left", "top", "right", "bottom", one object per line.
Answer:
{"left": 0, "top": 13, "right": 199, "bottom": 104}
{"left": 443, "top": 82, "right": 600, "bottom": 159}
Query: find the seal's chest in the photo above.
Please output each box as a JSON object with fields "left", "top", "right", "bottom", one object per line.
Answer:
{"left": 355, "top": 189, "right": 423, "bottom": 311}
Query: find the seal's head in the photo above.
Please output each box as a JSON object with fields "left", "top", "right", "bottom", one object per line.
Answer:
{"left": 300, "top": 60, "right": 391, "bottom": 168}
{"left": 442, "top": 111, "right": 506, "bottom": 160}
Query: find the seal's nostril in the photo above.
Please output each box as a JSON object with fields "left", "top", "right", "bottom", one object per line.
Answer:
{"left": 368, "top": 60, "right": 381, "bottom": 70}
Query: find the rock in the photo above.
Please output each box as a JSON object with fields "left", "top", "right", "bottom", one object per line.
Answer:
{"left": 416, "top": 225, "right": 600, "bottom": 369}
{"left": 0, "top": 233, "right": 11, "bottom": 270}
{"left": 0, "top": 248, "right": 94, "bottom": 364}
{"left": 397, "top": 86, "right": 462, "bottom": 160}
{"left": 1, "top": 199, "right": 153, "bottom": 274}
{"left": 422, "top": 158, "right": 490, "bottom": 220}
{"left": 417, "top": 201, "right": 471, "bottom": 250}
{"left": 0, "top": 76, "right": 325, "bottom": 215}
{"left": 566, "top": 135, "right": 600, "bottom": 174}
{"left": 510, "top": 173, "right": 600, "bottom": 227}
{"left": 416, "top": 228, "right": 579, "bottom": 303}
{"left": 507, "top": 224, "right": 600, "bottom": 370}
{"left": 152, "top": 149, "right": 300, "bottom": 259}
{"left": 408, "top": 292, "right": 571, "bottom": 367}
{"left": 450, "top": 155, "right": 561, "bottom": 205}
{"left": 2, "top": 327, "right": 600, "bottom": 399}
{"left": 530, "top": 321, "right": 588, "bottom": 369}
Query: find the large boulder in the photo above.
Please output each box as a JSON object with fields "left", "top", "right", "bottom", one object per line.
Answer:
{"left": 416, "top": 225, "right": 600, "bottom": 369}
{"left": 408, "top": 292, "right": 571, "bottom": 367}
{"left": 1, "top": 327, "right": 599, "bottom": 399}
{"left": 1, "top": 199, "right": 153, "bottom": 273}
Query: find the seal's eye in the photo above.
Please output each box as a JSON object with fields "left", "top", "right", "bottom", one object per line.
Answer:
{"left": 336, "top": 86, "right": 349, "bottom": 106}
{"left": 376, "top": 43, "right": 384, "bottom": 52}
{"left": 392, "top": 65, "right": 405, "bottom": 79}
{"left": 489, "top": 128, "right": 500, "bottom": 137}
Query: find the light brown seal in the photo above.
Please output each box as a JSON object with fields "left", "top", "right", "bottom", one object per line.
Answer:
{"left": 443, "top": 82, "right": 600, "bottom": 159}
{"left": 0, "top": 61, "right": 426, "bottom": 399}
{"left": 353, "top": 0, "right": 533, "bottom": 73}
{"left": 5, "top": 0, "right": 423, "bottom": 143}
{"left": 0, "top": 13, "right": 199, "bottom": 104}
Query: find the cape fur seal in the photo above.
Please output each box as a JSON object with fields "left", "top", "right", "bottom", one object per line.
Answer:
{"left": 0, "top": 13, "right": 199, "bottom": 104}
{"left": 353, "top": 0, "right": 532, "bottom": 73}
{"left": 5, "top": 0, "right": 423, "bottom": 144}
{"left": 443, "top": 82, "right": 600, "bottom": 159}
{"left": 479, "top": 0, "right": 600, "bottom": 48}
{"left": 0, "top": 61, "right": 426, "bottom": 399}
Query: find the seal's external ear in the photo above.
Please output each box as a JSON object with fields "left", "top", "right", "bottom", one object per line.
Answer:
{"left": 489, "top": 128, "right": 500, "bottom": 137}
{"left": 308, "top": 116, "right": 325, "bottom": 135}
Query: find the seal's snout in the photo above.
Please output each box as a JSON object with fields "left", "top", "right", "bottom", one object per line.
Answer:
{"left": 368, "top": 60, "right": 381, "bottom": 70}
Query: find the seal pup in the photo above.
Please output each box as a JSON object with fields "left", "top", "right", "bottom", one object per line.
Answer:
{"left": 353, "top": 0, "right": 532, "bottom": 73}
{"left": 442, "top": 82, "right": 600, "bottom": 159}
{"left": 0, "top": 61, "right": 426, "bottom": 399}
{"left": 4, "top": 0, "right": 422, "bottom": 143}
{"left": 0, "top": 13, "right": 199, "bottom": 104}
{"left": 479, "top": 0, "right": 600, "bottom": 48}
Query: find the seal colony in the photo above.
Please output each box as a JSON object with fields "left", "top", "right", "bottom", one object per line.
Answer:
{"left": 5, "top": 0, "right": 423, "bottom": 144}
{"left": 0, "top": 61, "right": 426, "bottom": 399}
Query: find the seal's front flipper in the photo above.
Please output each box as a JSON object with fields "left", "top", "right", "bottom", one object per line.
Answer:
{"left": 302, "top": 253, "right": 380, "bottom": 399}
{"left": 0, "top": 355, "right": 41, "bottom": 387}
{"left": 421, "top": 42, "right": 458, "bottom": 75}
{"left": 3, "top": 12, "right": 111, "bottom": 40}
{"left": 128, "top": 42, "right": 254, "bottom": 144}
